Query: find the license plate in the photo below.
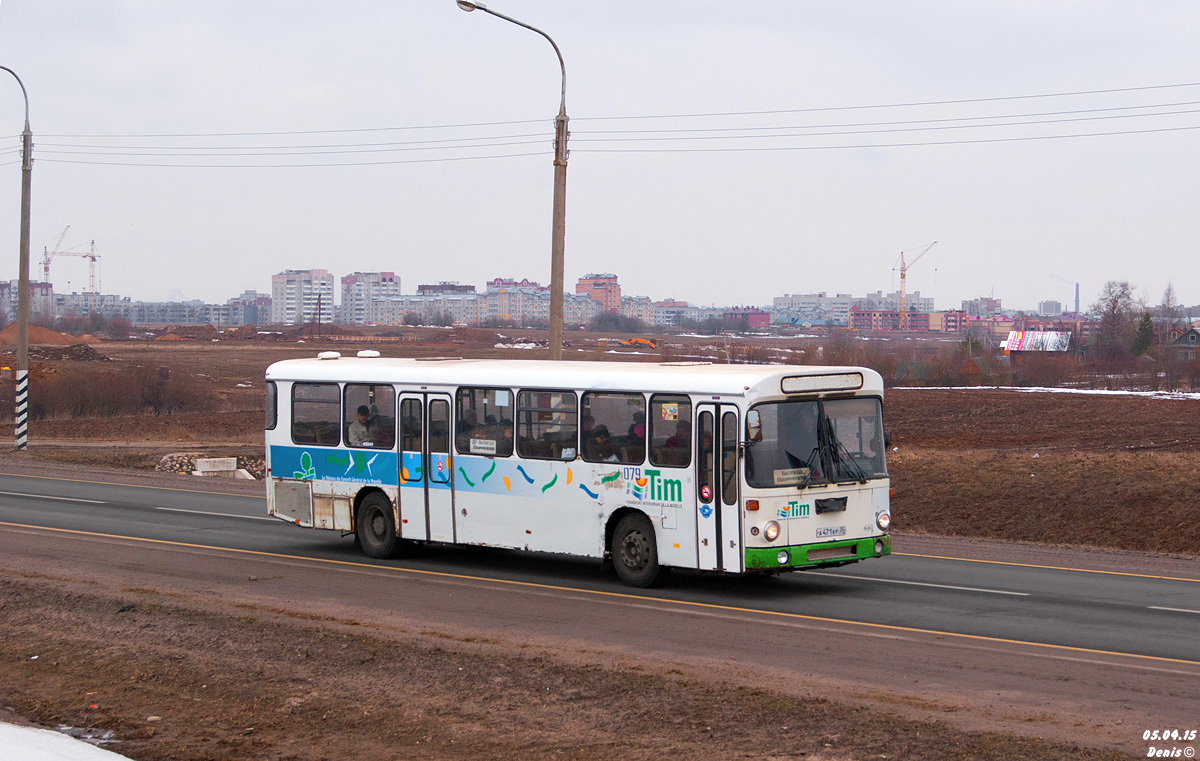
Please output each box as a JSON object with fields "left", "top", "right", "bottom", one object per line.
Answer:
{"left": 816, "top": 526, "right": 846, "bottom": 538}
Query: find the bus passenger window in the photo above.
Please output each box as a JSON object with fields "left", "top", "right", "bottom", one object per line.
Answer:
{"left": 455, "top": 387, "right": 514, "bottom": 457}
{"left": 580, "top": 392, "right": 645, "bottom": 465}
{"left": 649, "top": 395, "right": 691, "bottom": 468}
{"left": 517, "top": 390, "right": 577, "bottom": 460}
{"left": 343, "top": 384, "right": 395, "bottom": 449}
{"left": 291, "top": 383, "right": 341, "bottom": 447}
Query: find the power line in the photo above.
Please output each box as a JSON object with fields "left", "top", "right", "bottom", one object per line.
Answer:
{"left": 36, "top": 131, "right": 552, "bottom": 151}
{"left": 8, "top": 81, "right": 1196, "bottom": 166}
{"left": 21, "top": 80, "right": 1200, "bottom": 141}
{"left": 38, "top": 117, "right": 551, "bottom": 139}
{"left": 37, "top": 137, "right": 550, "bottom": 158}
{"left": 572, "top": 107, "right": 1200, "bottom": 144}
{"left": 574, "top": 123, "right": 1200, "bottom": 153}
{"left": 36, "top": 149, "right": 551, "bottom": 169}
{"left": 576, "top": 99, "right": 1200, "bottom": 136}
{"left": 573, "top": 81, "right": 1200, "bottom": 121}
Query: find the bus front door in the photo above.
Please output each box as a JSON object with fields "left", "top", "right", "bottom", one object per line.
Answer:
{"left": 397, "top": 393, "right": 456, "bottom": 543}
{"left": 695, "top": 404, "right": 743, "bottom": 572}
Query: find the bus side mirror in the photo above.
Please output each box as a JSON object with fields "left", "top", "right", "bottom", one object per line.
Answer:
{"left": 746, "top": 410, "right": 763, "bottom": 442}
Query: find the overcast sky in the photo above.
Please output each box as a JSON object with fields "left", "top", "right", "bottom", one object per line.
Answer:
{"left": 0, "top": 2, "right": 1196, "bottom": 313}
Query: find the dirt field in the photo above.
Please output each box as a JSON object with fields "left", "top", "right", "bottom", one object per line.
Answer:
{"left": 0, "top": 563, "right": 1136, "bottom": 761}
{"left": 1, "top": 335, "right": 1196, "bottom": 760}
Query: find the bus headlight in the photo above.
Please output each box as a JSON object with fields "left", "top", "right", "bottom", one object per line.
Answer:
{"left": 764, "top": 521, "right": 781, "bottom": 542}
{"left": 876, "top": 512, "right": 891, "bottom": 531}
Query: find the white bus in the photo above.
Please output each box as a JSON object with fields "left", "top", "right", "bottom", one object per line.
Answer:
{"left": 264, "top": 355, "right": 891, "bottom": 586}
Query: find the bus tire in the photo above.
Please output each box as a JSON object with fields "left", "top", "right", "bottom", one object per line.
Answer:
{"left": 612, "top": 513, "right": 663, "bottom": 588}
{"left": 356, "top": 493, "right": 397, "bottom": 559}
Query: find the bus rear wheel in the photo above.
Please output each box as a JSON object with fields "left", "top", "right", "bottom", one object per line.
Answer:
{"left": 612, "top": 513, "right": 663, "bottom": 588}
{"left": 356, "top": 493, "right": 397, "bottom": 559}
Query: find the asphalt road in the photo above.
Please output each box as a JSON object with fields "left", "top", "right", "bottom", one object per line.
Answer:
{"left": 1, "top": 470, "right": 1197, "bottom": 751}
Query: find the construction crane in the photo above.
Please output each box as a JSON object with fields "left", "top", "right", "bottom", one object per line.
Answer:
{"left": 894, "top": 241, "right": 937, "bottom": 331}
{"left": 41, "top": 226, "right": 102, "bottom": 312}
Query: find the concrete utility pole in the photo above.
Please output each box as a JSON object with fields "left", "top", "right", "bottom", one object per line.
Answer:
{"left": 0, "top": 66, "right": 32, "bottom": 450}
{"left": 455, "top": 1, "right": 568, "bottom": 360}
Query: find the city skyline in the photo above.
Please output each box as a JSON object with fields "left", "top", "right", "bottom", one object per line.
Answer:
{"left": 22, "top": 265, "right": 1184, "bottom": 330}
{"left": 0, "top": 3, "right": 1196, "bottom": 312}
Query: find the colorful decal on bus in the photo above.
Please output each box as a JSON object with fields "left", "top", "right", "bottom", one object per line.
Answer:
{"left": 271, "top": 445, "right": 396, "bottom": 486}
{"left": 778, "top": 501, "right": 812, "bottom": 519}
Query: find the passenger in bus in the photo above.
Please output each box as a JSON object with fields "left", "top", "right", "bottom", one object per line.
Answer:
{"left": 627, "top": 412, "right": 646, "bottom": 442}
{"left": 624, "top": 412, "right": 646, "bottom": 462}
{"left": 585, "top": 425, "right": 620, "bottom": 462}
{"left": 659, "top": 419, "right": 691, "bottom": 466}
{"left": 347, "top": 405, "right": 372, "bottom": 446}
{"left": 455, "top": 409, "right": 478, "bottom": 451}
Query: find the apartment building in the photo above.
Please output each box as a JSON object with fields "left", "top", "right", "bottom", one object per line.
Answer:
{"left": 576, "top": 273, "right": 622, "bottom": 314}
{"left": 341, "top": 272, "right": 400, "bottom": 325}
{"left": 271, "top": 269, "right": 335, "bottom": 325}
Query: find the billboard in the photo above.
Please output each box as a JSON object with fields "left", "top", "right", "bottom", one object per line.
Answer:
{"left": 1003, "top": 331, "right": 1072, "bottom": 352}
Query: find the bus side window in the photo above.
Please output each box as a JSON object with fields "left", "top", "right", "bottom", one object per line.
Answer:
{"left": 456, "top": 387, "right": 514, "bottom": 457}
{"left": 292, "top": 382, "right": 340, "bottom": 447}
{"left": 649, "top": 394, "right": 691, "bottom": 468}
{"left": 343, "top": 383, "right": 395, "bottom": 449}
{"left": 580, "top": 391, "right": 645, "bottom": 465}
{"left": 265, "top": 381, "right": 277, "bottom": 431}
{"left": 517, "top": 389, "right": 577, "bottom": 460}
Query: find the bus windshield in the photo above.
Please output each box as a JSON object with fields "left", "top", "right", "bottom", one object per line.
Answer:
{"left": 744, "top": 398, "right": 886, "bottom": 488}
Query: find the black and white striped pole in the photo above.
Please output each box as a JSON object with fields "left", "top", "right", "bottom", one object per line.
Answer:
{"left": 0, "top": 67, "right": 32, "bottom": 450}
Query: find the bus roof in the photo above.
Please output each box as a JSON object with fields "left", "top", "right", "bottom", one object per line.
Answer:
{"left": 265, "top": 357, "right": 884, "bottom": 398}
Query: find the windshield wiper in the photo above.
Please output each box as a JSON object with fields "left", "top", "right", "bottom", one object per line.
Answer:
{"left": 821, "top": 417, "right": 868, "bottom": 484}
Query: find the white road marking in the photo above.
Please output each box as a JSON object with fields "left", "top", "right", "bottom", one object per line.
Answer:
{"left": 0, "top": 490, "right": 105, "bottom": 504}
{"left": 804, "top": 570, "right": 1031, "bottom": 596}
{"left": 153, "top": 506, "right": 276, "bottom": 521}
{"left": 0, "top": 489, "right": 270, "bottom": 521}
{"left": 1148, "top": 606, "right": 1200, "bottom": 615}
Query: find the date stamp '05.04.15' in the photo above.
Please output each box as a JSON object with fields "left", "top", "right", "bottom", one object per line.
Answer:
{"left": 1143, "top": 729, "right": 1197, "bottom": 758}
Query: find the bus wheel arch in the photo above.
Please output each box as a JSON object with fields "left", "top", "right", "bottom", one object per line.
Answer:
{"left": 608, "top": 509, "right": 665, "bottom": 588}
{"left": 355, "top": 489, "right": 397, "bottom": 559}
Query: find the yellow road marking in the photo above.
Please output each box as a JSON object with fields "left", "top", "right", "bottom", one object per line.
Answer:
{"left": 3, "top": 520, "right": 1199, "bottom": 669}
{"left": 895, "top": 552, "right": 1200, "bottom": 584}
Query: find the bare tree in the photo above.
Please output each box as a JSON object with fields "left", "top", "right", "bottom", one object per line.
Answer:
{"left": 1161, "top": 282, "right": 1182, "bottom": 389}
{"left": 1090, "top": 280, "right": 1137, "bottom": 378}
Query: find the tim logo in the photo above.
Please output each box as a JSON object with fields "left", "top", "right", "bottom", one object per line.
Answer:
{"left": 778, "top": 501, "right": 811, "bottom": 519}
{"left": 627, "top": 469, "right": 683, "bottom": 504}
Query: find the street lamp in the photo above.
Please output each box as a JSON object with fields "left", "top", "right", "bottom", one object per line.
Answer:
{"left": 456, "top": 1, "right": 568, "bottom": 360}
{"left": 0, "top": 66, "right": 32, "bottom": 450}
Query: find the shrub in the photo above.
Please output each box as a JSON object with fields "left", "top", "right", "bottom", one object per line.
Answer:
{"left": 28, "top": 365, "right": 219, "bottom": 420}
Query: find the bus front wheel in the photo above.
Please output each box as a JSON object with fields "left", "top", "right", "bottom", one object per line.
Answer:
{"left": 356, "top": 493, "right": 397, "bottom": 559}
{"left": 612, "top": 513, "right": 664, "bottom": 588}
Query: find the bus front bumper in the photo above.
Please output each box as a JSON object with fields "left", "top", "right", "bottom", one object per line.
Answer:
{"left": 745, "top": 535, "right": 891, "bottom": 571}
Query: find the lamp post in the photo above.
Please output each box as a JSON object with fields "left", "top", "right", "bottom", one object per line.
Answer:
{"left": 0, "top": 66, "right": 31, "bottom": 450}
{"left": 456, "top": 1, "right": 567, "bottom": 360}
